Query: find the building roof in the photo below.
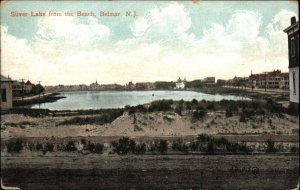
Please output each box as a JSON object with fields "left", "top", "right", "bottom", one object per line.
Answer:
{"left": 283, "top": 21, "right": 299, "bottom": 33}
{"left": 0, "top": 75, "right": 13, "bottom": 82}
{"left": 249, "top": 71, "right": 289, "bottom": 80}
{"left": 25, "top": 80, "right": 33, "bottom": 85}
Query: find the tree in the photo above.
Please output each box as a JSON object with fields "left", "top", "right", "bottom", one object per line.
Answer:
{"left": 31, "top": 84, "right": 45, "bottom": 95}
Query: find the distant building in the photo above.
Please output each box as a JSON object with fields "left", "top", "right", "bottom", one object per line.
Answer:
{"left": 0, "top": 75, "right": 13, "bottom": 110}
{"left": 12, "top": 80, "right": 22, "bottom": 97}
{"left": 202, "top": 77, "right": 215, "bottom": 86}
{"left": 175, "top": 77, "right": 186, "bottom": 89}
{"left": 249, "top": 70, "right": 289, "bottom": 89}
{"left": 284, "top": 16, "right": 299, "bottom": 104}
{"left": 24, "top": 80, "right": 34, "bottom": 93}
{"left": 90, "top": 80, "right": 101, "bottom": 90}
{"left": 125, "top": 81, "right": 135, "bottom": 90}
{"left": 136, "top": 82, "right": 146, "bottom": 90}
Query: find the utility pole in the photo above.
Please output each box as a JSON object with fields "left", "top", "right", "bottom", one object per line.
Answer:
{"left": 251, "top": 70, "right": 253, "bottom": 91}
{"left": 37, "top": 81, "right": 42, "bottom": 109}
{"left": 19, "top": 79, "right": 26, "bottom": 101}
{"left": 264, "top": 72, "right": 267, "bottom": 92}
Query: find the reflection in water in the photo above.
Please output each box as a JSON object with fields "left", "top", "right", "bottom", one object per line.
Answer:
{"left": 31, "top": 90, "right": 250, "bottom": 110}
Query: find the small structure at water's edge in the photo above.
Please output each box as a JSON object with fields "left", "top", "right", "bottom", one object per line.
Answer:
{"left": 0, "top": 75, "right": 13, "bottom": 110}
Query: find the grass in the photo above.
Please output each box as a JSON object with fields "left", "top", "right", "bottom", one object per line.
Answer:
{"left": 163, "top": 115, "right": 174, "bottom": 122}
{"left": 58, "top": 109, "right": 123, "bottom": 125}
{"left": 134, "top": 124, "right": 143, "bottom": 131}
{"left": 4, "top": 121, "right": 37, "bottom": 128}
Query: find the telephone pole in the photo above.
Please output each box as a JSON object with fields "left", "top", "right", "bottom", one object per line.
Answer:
{"left": 264, "top": 72, "right": 268, "bottom": 92}
{"left": 19, "top": 79, "right": 26, "bottom": 101}
{"left": 37, "top": 81, "right": 42, "bottom": 108}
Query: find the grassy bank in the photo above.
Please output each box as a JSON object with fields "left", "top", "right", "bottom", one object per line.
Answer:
{"left": 2, "top": 134, "right": 298, "bottom": 155}
{"left": 13, "top": 93, "right": 65, "bottom": 107}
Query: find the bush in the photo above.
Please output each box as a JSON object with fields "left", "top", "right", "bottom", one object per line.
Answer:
{"left": 134, "top": 143, "right": 146, "bottom": 154}
{"left": 66, "top": 141, "right": 77, "bottom": 151}
{"left": 148, "top": 100, "right": 173, "bottom": 112}
{"left": 149, "top": 139, "right": 168, "bottom": 154}
{"left": 94, "top": 143, "right": 104, "bottom": 154}
{"left": 286, "top": 103, "right": 299, "bottom": 116}
{"left": 206, "top": 140, "right": 214, "bottom": 154}
{"left": 239, "top": 115, "right": 246, "bottom": 122}
{"left": 265, "top": 139, "right": 276, "bottom": 153}
{"left": 111, "top": 137, "right": 146, "bottom": 155}
{"left": 111, "top": 137, "right": 132, "bottom": 155}
{"left": 191, "top": 99, "right": 198, "bottom": 105}
{"left": 7, "top": 140, "right": 23, "bottom": 153}
{"left": 290, "top": 146, "right": 298, "bottom": 153}
{"left": 172, "top": 140, "right": 189, "bottom": 153}
{"left": 225, "top": 109, "right": 233, "bottom": 117}
{"left": 193, "top": 110, "right": 207, "bottom": 120}
{"left": 175, "top": 104, "right": 183, "bottom": 116}
{"left": 86, "top": 141, "right": 95, "bottom": 152}
{"left": 45, "top": 143, "right": 54, "bottom": 152}
{"left": 127, "top": 105, "right": 147, "bottom": 115}
{"left": 36, "top": 143, "right": 43, "bottom": 151}
{"left": 197, "top": 134, "right": 211, "bottom": 142}
{"left": 81, "top": 139, "right": 87, "bottom": 145}
{"left": 158, "top": 140, "right": 168, "bottom": 154}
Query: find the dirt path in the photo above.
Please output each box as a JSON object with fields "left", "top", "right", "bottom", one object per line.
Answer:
{"left": 1, "top": 154, "right": 299, "bottom": 190}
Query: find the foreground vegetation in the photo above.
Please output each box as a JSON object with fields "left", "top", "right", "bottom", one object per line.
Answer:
{"left": 2, "top": 134, "right": 298, "bottom": 155}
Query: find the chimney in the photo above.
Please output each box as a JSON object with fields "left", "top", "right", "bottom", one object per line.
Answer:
{"left": 291, "top": 16, "right": 296, "bottom": 24}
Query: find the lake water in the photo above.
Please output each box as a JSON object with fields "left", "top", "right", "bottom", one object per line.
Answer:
{"left": 32, "top": 90, "right": 249, "bottom": 110}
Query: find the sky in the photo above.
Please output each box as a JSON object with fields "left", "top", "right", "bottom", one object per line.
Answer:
{"left": 0, "top": 1, "right": 299, "bottom": 85}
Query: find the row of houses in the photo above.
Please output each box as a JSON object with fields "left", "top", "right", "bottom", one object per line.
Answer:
{"left": 0, "top": 76, "right": 43, "bottom": 110}
{"left": 249, "top": 70, "right": 289, "bottom": 89}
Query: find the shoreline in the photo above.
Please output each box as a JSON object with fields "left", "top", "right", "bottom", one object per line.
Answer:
{"left": 12, "top": 92, "right": 65, "bottom": 107}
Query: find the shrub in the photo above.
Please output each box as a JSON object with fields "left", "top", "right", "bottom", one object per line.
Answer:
{"left": 148, "top": 100, "right": 172, "bottom": 112}
{"left": 172, "top": 140, "right": 189, "bottom": 153}
{"left": 86, "top": 141, "right": 96, "bottom": 152}
{"left": 206, "top": 140, "right": 214, "bottom": 154}
{"left": 134, "top": 143, "right": 146, "bottom": 154}
{"left": 149, "top": 139, "right": 168, "bottom": 154}
{"left": 111, "top": 137, "right": 131, "bottom": 155}
{"left": 45, "top": 143, "right": 54, "bottom": 152}
{"left": 225, "top": 109, "right": 233, "bottom": 117}
{"left": 66, "top": 141, "right": 77, "bottom": 151}
{"left": 197, "top": 134, "right": 211, "bottom": 143}
{"left": 193, "top": 110, "right": 207, "bottom": 120}
{"left": 36, "top": 143, "right": 43, "bottom": 151}
{"left": 175, "top": 104, "right": 183, "bottom": 116}
{"left": 265, "top": 139, "right": 276, "bottom": 153}
{"left": 81, "top": 139, "right": 87, "bottom": 145}
{"left": 286, "top": 103, "right": 299, "bottom": 116}
{"left": 111, "top": 137, "right": 146, "bottom": 155}
{"left": 239, "top": 115, "right": 246, "bottom": 122}
{"left": 94, "top": 143, "right": 104, "bottom": 154}
{"left": 127, "top": 105, "right": 147, "bottom": 115}
{"left": 290, "top": 146, "right": 298, "bottom": 153}
{"left": 56, "top": 144, "right": 66, "bottom": 151}
{"left": 191, "top": 99, "right": 198, "bottom": 105}
{"left": 158, "top": 140, "right": 168, "bottom": 154}
{"left": 7, "top": 140, "right": 23, "bottom": 153}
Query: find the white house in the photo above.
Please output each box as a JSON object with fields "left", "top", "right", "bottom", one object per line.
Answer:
{"left": 175, "top": 77, "right": 186, "bottom": 89}
{"left": 0, "top": 75, "right": 13, "bottom": 110}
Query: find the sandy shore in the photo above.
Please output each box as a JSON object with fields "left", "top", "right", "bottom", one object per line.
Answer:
{"left": 1, "top": 111, "right": 298, "bottom": 141}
